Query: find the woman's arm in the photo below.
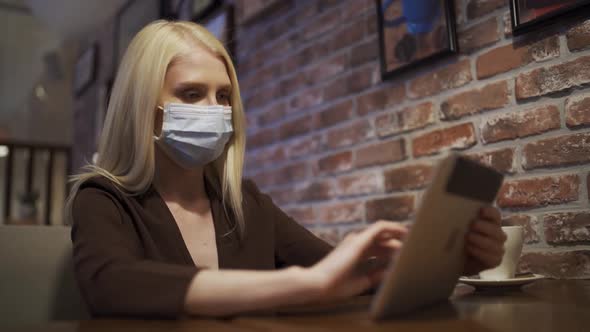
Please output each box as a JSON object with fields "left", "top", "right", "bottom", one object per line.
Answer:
{"left": 183, "top": 221, "right": 407, "bottom": 317}
{"left": 72, "top": 188, "right": 198, "bottom": 318}
{"left": 183, "top": 266, "right": 317, "bottom": 316}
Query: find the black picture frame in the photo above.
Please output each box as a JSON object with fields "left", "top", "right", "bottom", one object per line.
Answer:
{"left": 114, "top": 0, "right": 161, "bottom": 68}
{"left": 510, "top": 0, "right": 590, "bottom": 36}
{"left": 200, "top": 4, "right": 235, "bottom": 59}
{"left": 376, "top": 0, "right": 458, "bottom": 81}
{"left": 192, "top": 0, "right": 222, "bottom": 21}
{"left": 73, "top": 43, "right": 99, "bottom": 97}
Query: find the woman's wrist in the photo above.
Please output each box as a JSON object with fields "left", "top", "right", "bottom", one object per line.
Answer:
{"left": 286, "top": 266, "right": 329, "bottom": 305}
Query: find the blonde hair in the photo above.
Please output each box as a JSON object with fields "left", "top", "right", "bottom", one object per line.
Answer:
{"left": 65, "top": 20, "right": 247, "bottom": 238}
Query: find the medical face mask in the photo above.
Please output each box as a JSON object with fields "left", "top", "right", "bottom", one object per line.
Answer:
{"left": 154, "top": 103, "right": 233, "bottom": 169}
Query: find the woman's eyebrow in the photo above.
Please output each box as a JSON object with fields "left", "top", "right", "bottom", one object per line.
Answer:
{"left": 174, "top": 81, "right": 232, "bottom": 91}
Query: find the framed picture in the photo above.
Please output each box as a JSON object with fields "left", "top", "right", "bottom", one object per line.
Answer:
{"left": 510, "top": 0, "right": 590, "bottom": 36}
{"left": 160, "top": 0, "right": 184, "bottom": 19}
{"left": 73, "top": 43, "right": 98, "bottom": 97}
{"left": 115, "top": 0, "right": 160, "bottom": 66}
{"left": 192, "top": 0, "right": 222, "bottom": 21}
{"left": 376, "top": 0, "right": 458, "bottom": 80}
{"left": 200, "top": 5, "right": 235, "bottom": 57}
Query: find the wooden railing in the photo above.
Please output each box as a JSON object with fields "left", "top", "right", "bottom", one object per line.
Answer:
{"left": 1, "top": 140, "right": 71, "bottom": 225}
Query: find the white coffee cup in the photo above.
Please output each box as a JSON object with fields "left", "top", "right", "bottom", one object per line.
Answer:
{"left": 479, "top": 226, "right": 524, "bottom": 280}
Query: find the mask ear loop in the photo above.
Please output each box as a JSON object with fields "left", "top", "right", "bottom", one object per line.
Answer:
{"left": 154, "top": 105, "right": 165, "bottom": 140}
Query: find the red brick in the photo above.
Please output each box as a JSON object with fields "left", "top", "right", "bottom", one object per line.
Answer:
{"left": 326, "top": 120, "right": 373, "bottom": 149}
{"left": 364, "top": 9, "right": 378, "bottom": 35}
{"left": 544, "top": 212, "right": 590, "bottom": 245}
{"left": 518, "top": 250, "right": 590, "bottom": 278}
{"left": 567, "top": 20, "right": 590, "bottom": 52}
{"left": 267, "top": 14, "right": 296, "bottom": 42}
{"left": 408, "top": 59, "right": 473, "bottom": 99}
{"left": 502, "top": 215, "right": 540, "bottom": 244}
{"left": 342, "top": 0, "right": 372, "bottom": 20}
{"left": 240, "top": 62, "right": 282, "bottom": 92}
{"left": 324, "top": 66, "right": 375, "bottom": 101}
{"left": 497, "top": 175, "right": 580, "bottom": 209}
{"left": 565, "top": 93, "right": 590, "bottom": 128}
{"left": 318, "top": 151, "right": 353, "bottom": 174}
{"left": 476, "top": 37, "right": 559, "bottom": 79}
{"left": 246, "top": 84, "right": 280, "bottom": 109}
{"left": 316, "top": 100, "right": 354, "bottom": 129}
{"left": 318, "top": 201, "right": 364, "bottom": 224}
{"left": 283, "top": 43, "right": 330, "bottom": 74}
{"left": 355, "top": 139, "right": 406, "bottom": 169}
{"left": 323, "top": 78, "right": 347, "bottom": 102}
{"left": 297, "top": 179, "right": 335, "bottom": 203}
{"left": 588, "top": 173, "right": 590, "bottom": 202}
{"left": 412, "top": 123, "right": 476, "bottom": 158}
{"left": 306, "top": 53, "right": 348, "bottom": 86}
{"left": 481, "top": 105, "right": 560, "bottom": 144}
{"left": 280, "top": 72, "right": 309, "bottom": 96}
{"left": 515, "top": 55, "right": 590, "bottom": 100}
{"left": 459, "top": 17, "right": 500, "bottom": 53}
{"left": 237, "top": 0, "right": 291, "bottom": 24}
{"left": 248, "top": 127, "right": 276, "bottom": 149}
{"left": 383, "top": 164, "right": 433, "bottom": 192}
{"left": 285, "top": 135, "right": 321, "bottom": 160}
{"left": 336, "top": 171, "right": 383, "bottom": 197}
{"left": 376, "top": 102, "right": 436, "bottom": 137}
{"left": 366, "top": 195, "right": 415, "bottom": 222}
{"left": 329, "top": 18, "right": 365, "bottom": 51}
{"left": 295, "top": 2, "right": 318, "bottom": 23}
{"left": 275, "top": 162, "right": 309, "bottom": 185}
{"left": 289, "top": 89, "right": 324, "bottom": 111}
{"left": 251, "top": 170, "right": 275, "bottom": 188}
{"left": 250, "top": 145, "right": 286, "bottom": 166}
{"left": 523, "top": 133, "right": 590, "bottom": 170}
{"left": 285, "top": 206, "right": 316, "bottom": 226}
{"left": 356, "top": 84, "right": 406, "bottom": 116}
{"left": 467, "top": 0, "right": 506, "bottom": 20}
{"left": 441, "top": 81, "right": 509, "bottom": 120}
{"left": 350, "top": 36, "right": 378, "bottom": 67}
{"left": 258, "top": 102, "right": 287, "bottom": 126}
{"left": 266, "top": 187, "right": 301, "bottom": 206}
{"left": 466, "top": 148, "right": 515, "bottom": 174}
{"left": 348, "top": 65, "right": 375, "bottom": 94}
{"left": 279, "top": 115, "right": 315, "bottom": 140}
{"left": 301, "top": 10, "right": 341, "bottom": 41}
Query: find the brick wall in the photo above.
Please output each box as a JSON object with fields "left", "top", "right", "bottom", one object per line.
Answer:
{"left": 236, "top": 0, "right": 590, "bottom": 278}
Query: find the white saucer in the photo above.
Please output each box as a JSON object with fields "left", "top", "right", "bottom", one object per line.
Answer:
{"left": 459, "top": 274, "right": 545, "bottom": 288}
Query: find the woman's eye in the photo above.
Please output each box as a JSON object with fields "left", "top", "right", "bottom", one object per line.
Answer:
{"left": 217, "top": 92, "right": 230, "bottom": 104}
{"left": 183, "top": 90, "right": 202, "bottom": 100}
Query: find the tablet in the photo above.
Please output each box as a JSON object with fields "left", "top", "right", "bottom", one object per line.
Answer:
{"left": 370, "top": 153, "right": 504, "bottom": 320}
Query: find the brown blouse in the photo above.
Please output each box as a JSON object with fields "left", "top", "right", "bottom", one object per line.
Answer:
{"left": 70, "top": 176, "right": 333, "bottom": 318}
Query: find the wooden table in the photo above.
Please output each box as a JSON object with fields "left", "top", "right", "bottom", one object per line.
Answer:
{"left": 9, "top": 280, "right": 590, "bottom": 332}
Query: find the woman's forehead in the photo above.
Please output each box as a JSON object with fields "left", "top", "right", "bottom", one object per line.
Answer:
{"left": 166, "top": 49, "right": 230, "bottom": 85}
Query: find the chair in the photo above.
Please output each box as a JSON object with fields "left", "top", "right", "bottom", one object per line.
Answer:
{"left": 0, "top": 225, "right": 89, "bottom": 326}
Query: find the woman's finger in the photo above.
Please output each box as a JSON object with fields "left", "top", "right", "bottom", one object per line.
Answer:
{"left": 355, "top": 221, "right": 408, "bottom": 250}
{"left": 479, "top": 206, "right": 501, "bottom": 225}
{"left": 378, "top": 238, "right": 403, "bottom": 250}
{"left": 466, "top": 243, "right": 503, "bottom": 269}
{"left": 466, "top": 231, "right": 504, "bottom": 256}
{"left": 470, "top": 219, "right": 507, "bottom": 243}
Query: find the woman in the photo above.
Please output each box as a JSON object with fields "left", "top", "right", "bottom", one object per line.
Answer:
{"left": 67, "top": 20, "right": 506, "bottom": 318}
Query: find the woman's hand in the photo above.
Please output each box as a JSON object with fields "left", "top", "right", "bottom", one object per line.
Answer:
{"left": 307, "top": 221, "right": 408, "bottom": 302}
{"left": 463, "top": 206, "right": 507, "bottom": 276}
